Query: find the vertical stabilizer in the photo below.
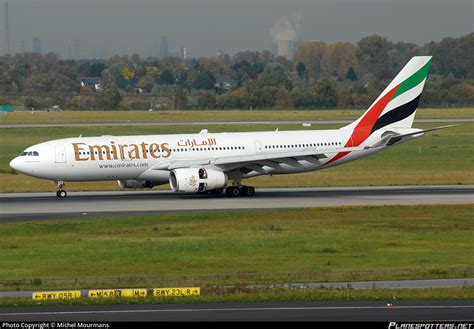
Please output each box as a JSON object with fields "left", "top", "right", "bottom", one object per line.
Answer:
{"left": 341, "top": 56, "right": 432, "bottom": 147}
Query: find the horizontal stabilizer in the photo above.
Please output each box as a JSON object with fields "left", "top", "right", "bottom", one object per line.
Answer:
{"left": 368, "top": 124, "right": 456, "bottom": 148}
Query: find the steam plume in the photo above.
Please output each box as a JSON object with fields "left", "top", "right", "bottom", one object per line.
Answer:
{"left": 270, "top": 11, "right": 303, "bottom": 42}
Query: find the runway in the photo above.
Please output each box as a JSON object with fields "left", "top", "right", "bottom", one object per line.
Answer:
{"left": 0, "top": 301, "right": 472, "bottom": 321}
{"left": 1, "top": 185, "right": 472, "bottom": 222}
{"left": 0, "top": 118, "right": 471, "bottom": 128}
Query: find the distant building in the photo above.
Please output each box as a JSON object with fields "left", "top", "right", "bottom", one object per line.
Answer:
{"left": 214, "top": 74, "right": 236, "bottom": 90}
{"left": 80, "top": 77, "right": 101, "bottom": 91}
{"left": 0, "top": 105, "right": 14, "bottom": 113}
{"left": 159, "top": 36, "right": 168, "bottom": 58}
{"left": 180, "top": 46, "right": 187, "bottom": 60}
{"left": 32, "top": 37, "right": 42, "bottom": 53}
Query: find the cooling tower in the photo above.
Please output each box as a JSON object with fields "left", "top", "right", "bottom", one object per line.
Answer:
{"left": 276, "top": 39, "right": 293, "bottom": 60}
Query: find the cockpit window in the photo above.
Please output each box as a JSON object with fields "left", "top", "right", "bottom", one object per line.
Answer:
{"left": 21, "top": 151, "right": 39, "bottom": 156}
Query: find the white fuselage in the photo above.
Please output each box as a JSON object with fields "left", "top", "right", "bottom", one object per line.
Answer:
{"left": 9, "top": 128, "right": 385, "bottom": 185}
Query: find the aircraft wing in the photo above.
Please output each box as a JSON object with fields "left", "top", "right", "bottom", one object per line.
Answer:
{"left": 210, "top": 146, "right": 363, "bottom": 173}
{"left": 151, "top": 145, "right": 366, "bottom": 173}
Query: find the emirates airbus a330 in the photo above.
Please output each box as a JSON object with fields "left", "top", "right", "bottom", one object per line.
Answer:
{"left": 10, "top": 56, "right": 452, "bottom": 198}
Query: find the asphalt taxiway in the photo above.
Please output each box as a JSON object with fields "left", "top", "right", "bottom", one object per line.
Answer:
{"left": 0, "top": 301, "right": 473, "bottom": 321}
{"left": 0, "top": 185, "right": 472, "bottom": 222}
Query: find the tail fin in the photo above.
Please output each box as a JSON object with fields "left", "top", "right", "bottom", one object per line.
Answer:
{"left": 341, "top": 56, "right": 432, "bottom": 146}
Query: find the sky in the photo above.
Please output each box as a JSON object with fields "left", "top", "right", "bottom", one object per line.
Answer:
{"left": 0, "top": 0, "right": 473, "bottom": 58}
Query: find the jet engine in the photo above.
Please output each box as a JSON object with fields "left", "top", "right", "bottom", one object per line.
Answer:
{"left": 169, "top": 168, "right": 227, "bottom": 193}
{"left": 117, "top": 180, "right": 155, "bottom": 189}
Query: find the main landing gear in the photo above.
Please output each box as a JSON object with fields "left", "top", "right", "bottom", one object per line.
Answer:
{"left": 226, "top": 185, "right": 255, "bottom": 197}
{"left": 55, "top": 180, "right": 67, "bottom": 198}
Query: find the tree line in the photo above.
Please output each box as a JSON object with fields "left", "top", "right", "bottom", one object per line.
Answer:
{"left": 0, "top": 33, "right": 472, "bottom": 110}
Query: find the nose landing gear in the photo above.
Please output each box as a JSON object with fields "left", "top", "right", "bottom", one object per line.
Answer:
{"left": 55, "top": 180, "right": 67, "bottom": 198}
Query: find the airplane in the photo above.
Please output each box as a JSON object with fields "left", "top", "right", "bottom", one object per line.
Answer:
{"left": 9, "top": 56, "right": 453, "bottom": 198}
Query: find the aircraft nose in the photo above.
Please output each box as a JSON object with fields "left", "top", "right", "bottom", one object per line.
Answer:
{"left": 9, "top": 157, "right": 23, "bottom": 173}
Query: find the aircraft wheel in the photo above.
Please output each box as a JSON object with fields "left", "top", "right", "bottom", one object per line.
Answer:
{"left": 244, "top": 186, "right": 255, "bottom": 197}
{"left": 226, "top": 186, "right": 241, "bottom": 197}
{"left": 56, "top": 189, "right": 67, "bottom": 198}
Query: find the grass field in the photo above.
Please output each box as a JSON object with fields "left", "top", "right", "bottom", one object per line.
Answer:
{"left": 0, "top": 205, "right": 472, "bottom": 292}
{"left": 0, "top": 122, "right": 472, "bottom": 192}
{"left": 1, "top": 108, "right": 473, "bottom": 124}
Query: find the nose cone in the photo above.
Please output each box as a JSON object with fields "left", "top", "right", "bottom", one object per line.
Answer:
{"left": 9, "top": 157, "right": 24, "bottom": 174}
{"left": 9, "top": 157, "right": 18, "bottom": 170}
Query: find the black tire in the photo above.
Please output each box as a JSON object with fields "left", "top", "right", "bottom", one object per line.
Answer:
{"left": 244, "top": 186, "right": 255, "bottom": 197}
{"left": 226, "top": 186, "right": 240, "bottom": 197}
{"left": 231, "top": 187, "right": 241, "bottom": 197}
{"left": 56, "top": 190, "right": 67, "bottom": 198}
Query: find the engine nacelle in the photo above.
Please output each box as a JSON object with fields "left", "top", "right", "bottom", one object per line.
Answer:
{"left": 117, "top": 180, "right": 154, "bottom": 189}
{"left": 169, "top": 168, "right": 227, "bottom": 193}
